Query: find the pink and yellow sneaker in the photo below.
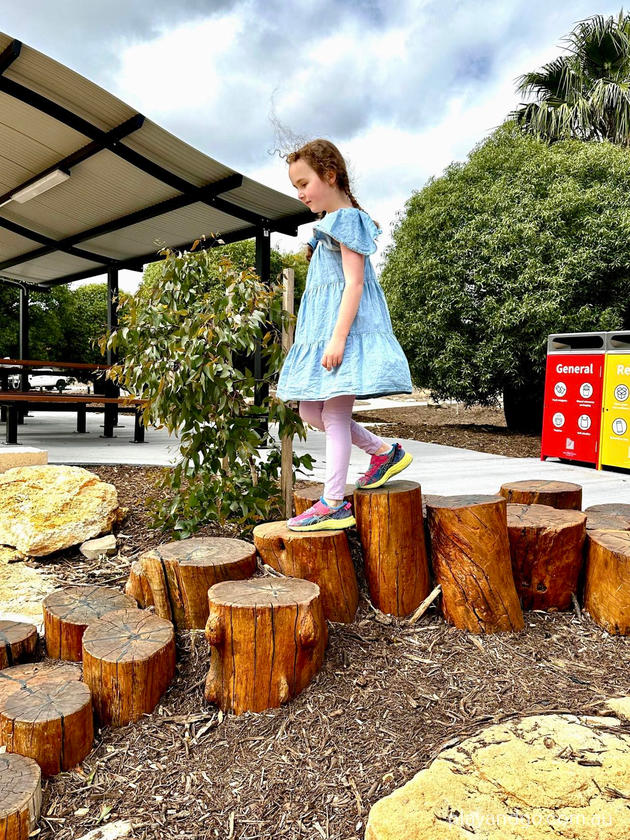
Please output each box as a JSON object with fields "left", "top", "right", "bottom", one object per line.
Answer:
{"left": 287, "top": 496, "right": 356, "bottom": 532}
{"left": 355, "top": 442, "right": 413, "bottom": 490}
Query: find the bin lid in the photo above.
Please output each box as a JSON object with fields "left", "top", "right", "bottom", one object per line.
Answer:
{"left": 547, "top": 332, "right": 606, "bottom": 353}
{"left": 605, "top": 331, "right": 630, "bottom": 352}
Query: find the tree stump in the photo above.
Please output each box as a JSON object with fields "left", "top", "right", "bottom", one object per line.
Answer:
{"left": 134, "top": 538, "right": 258, "bottom": 629}
{"left": 0, "top": 622, "right": 38, "bottom": 670}
{"left": 0, "top": 662, "right": 93, "bottom": 776}
{"left": 204, "top": 578, "right": 327, "bottom": 715}
{"left": 506, "top": 504, "right": 586, "bottom": 610}
{"left": 0, "top": 753, "right": 41, "bottom": 840}
{"left": 124, "top": 560, "right": 154, "bottom": 607}
{"left": 252, "top": 522, "right": 358, "bottom": 622}
{"left": 43, "top": 585, "right": 136, "bottom": 661}
{"left": 426, "top": 495, "right": 524, "bottom": 633}
{"left": 585, "top": 503, "right": 630, "bottom": 517}
{"left": 354, "top": 481, "right": 430, "bottom": 616}
{"left": 499, "top": 480, "right": 582, "bottom": 510}
{"left": 82, "top": 609, "right": 175, "bottom": 726}
{"left": 293, "top": 484, "right": 355, "bottom": 515}
{"left": 584, "top": 511, "right": 630, "bottom": 532}
{"left": 584, "top": 531, "right": 630, "bottom": 635}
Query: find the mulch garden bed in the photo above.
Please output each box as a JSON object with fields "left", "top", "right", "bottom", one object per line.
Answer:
{"left": 28, "top": 463, "right": 630, "bottom": 840}
{"left": 353, "top": 402, "right": 541, "bottom": 458}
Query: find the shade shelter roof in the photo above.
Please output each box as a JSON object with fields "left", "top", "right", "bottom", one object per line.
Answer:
{"left": 0, "top": 33, "right": 313, "bottom": 289}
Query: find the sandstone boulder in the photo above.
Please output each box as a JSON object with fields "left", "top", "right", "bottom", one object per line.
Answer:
{"left": 80, "top": 534, "right": 117, "bottom": 560}
{"left": 366, "top": 708, "right": 630, "bottom": 839}
{"left": 0, "top": 466, "right": 121, "bottom": 557}
{"left": 0, "top": 547, "right": 55, "bottom": 625}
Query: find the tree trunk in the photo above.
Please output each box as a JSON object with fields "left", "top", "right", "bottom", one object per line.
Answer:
{"left": 82, "top": 608, "right": 176, "bottom": 726}
{"left": 252, "top": 522, "right": 358, "bottom": 623}
{"left": 584, "top": 531, "right": 630, "bottom": 635}
{"left": 0, "top": 622, "right": 38, "bottom": 670}
{"left": 499, "top": 480, "right": 582, "bottom": 511}
{"left": 124, "top": 560, "right": 154, "bottom": 607}
{"left": 0, "top": 662, "right": 93, "bottom": 776}
{"left": 503, "top": 382, "right": 544, "bottom": 433}
{"left": 43, "top": 585, "right": 136, "bottom": 662}
{"left": 427, "top": 495, "right": 524, "bottom": 633}
{"left": 506, "top": 504, "right": 586, "bottom": 610}
{"left": 204, "top": 578, "right": 327, "bottom": 715}
{"left": 134, "top": 537, "right": 257, "bottom": 630}
{"left": 0, "top": 753, "right": 41, "bottom": 840}
{"left": 355, "top": 480, "right": 430, "bottom": 616}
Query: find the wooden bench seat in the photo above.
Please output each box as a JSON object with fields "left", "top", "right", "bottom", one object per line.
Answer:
{"left": 0, "top": 392, "right": 147, "bottom": 444}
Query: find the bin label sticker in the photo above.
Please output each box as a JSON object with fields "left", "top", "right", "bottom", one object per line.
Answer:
{"left": 552, "top": 412, "right": 565, "bottom": 428}
{"left": 579, "top": 382, "right": 593, "bottom": 399}
{"left": 600, "top": 352, "right": 630, "bottom": 468}
{"left": 578, "top": 414, "right": 592, "bottom": 430}
{"left": 614, "top": 384, "right": 629, "bottom": 402}
{"left": 554, "top": 382, "right": 567, "bottom": 397}
{"left": 612, "top": 418, "right": 628, "bottom": 436}
{"left": 565, "top": 437, "right": 575, "bottom": 450}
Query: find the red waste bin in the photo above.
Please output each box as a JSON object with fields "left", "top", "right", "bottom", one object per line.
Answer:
{"left": 541, "top": 332, "right": 606, "bottom": 466}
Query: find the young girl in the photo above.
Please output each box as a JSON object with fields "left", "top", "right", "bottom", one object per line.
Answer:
{"left": 276, "top": 139, "right": 413, "bottom": 532}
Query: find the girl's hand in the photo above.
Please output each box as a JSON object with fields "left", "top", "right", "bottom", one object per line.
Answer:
{"left": 321, "top": 335, "right": 347, "bottom": 370}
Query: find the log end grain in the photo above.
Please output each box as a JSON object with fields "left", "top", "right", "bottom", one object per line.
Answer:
{"left": 0, "top": 622, "right": 38, "bottom": 670}
{"left": 0, "top": 753, "right": 41, "bottom": 840}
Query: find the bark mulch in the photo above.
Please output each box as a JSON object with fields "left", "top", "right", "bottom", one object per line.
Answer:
{"left": 352, "top": 403, "right": 541, "bottom": 458}
{"left": 29, "top": 464, "right": 630, "bottom": 840}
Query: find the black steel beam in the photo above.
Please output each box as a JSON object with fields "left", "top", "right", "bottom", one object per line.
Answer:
{"left": 0, "top": 173, "right": 243, "bottom": 272}
{"left": 0, "top": 39, "right": 21, "bottom": 75}
{"left": 0, "top": 275, "right": 50, "bottom": 293}
{"left": 0, "top": 216, "right": 111, "bottom": 265}
{"left": 0, "top": 113, "right": 145, "bottom": 208}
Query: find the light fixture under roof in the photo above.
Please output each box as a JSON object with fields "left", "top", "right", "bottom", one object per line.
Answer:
{"left": 11, "top": 168, "right": 70, "bottom": 204}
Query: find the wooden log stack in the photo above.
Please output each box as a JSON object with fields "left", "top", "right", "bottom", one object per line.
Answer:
{"left": 426, "top": 495, "right": 524, "bottom": 633}
{"left": 506, "top": 504, "right": 586, "bottom": 610}
{"left": 252, "top": 522, "right": 358, "bottom": 623}
{"left": 0, "top": 753, "right": 41, "bottom": 840}
{"left": 43, "top": 585, "right": 136, "bottom": 661}
{"left": 584, "top": 531, "right": 630, "bottom": 635}
{"left": 355, "top": 480, "right": 430, "bottom": 617}
{"left": 82, "top": 609, "right": 176, "bottom": 726}
{"left": 205, "top": 578, "right": 327, "bottom": 714}
{"left": 0, "top": 662, "right": 93, "bottom": 776}
{"left": 499, "top": 480, "right": 582, "bottom": 510}
{"left": 127, "top": 538, "right": 257, "bottom": 629}
{"left": 0, "top": 622, "right": 38, "bottom": 670}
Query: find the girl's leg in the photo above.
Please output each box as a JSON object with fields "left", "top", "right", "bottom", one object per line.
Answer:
{"left": 298, "top": 400, "right": 324, "bottom": 430}
{"left": 321, "top": 395, "right": 355, "bottom": 502}
{"left": 350, "top": 416, "right": 388, "bottom": 455}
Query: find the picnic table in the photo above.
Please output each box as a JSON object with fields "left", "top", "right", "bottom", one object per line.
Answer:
{"left": 0, "top": 358, "right": 147, "bottom": 444}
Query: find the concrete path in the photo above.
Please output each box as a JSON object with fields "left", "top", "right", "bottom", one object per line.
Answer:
{"left": 2, "top": 406, "right": 628, "bottom": 508}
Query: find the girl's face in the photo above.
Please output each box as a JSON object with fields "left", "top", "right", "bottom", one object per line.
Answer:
{"left": 289, "top": 158, "right": 339, "bottom": 214}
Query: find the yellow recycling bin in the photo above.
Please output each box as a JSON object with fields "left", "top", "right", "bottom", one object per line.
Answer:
{"left": 600, "top": 331, "right": 630, "bottom": 472}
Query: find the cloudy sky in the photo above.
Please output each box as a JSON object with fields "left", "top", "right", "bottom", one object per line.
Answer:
{"left": 1, "top": 0, "right": 622, "bottom": 289}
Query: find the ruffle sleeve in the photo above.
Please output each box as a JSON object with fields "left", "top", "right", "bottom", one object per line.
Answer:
{"left": 314, "top": 208, "right": 381, "bottom": 256}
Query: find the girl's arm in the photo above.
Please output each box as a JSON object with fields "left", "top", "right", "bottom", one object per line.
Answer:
{"left": 321, "top": 245, "right": 364, "bottom": 371}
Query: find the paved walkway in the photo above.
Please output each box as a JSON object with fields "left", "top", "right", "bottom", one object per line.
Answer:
{"left": 2, "top": 405, "right": 628, "bottom": 508}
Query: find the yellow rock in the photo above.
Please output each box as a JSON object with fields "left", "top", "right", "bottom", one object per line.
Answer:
{"left": 606, "top": 697, "right": 630, "bottom": 722}
{"left": 0, "top": 465, "right": 121, "bottom": 556}
{"left": 0, "top": 546, "right": 55, "bottom": 624}
{"left": 366, "top": 711, "right": 630, "bottom": 839}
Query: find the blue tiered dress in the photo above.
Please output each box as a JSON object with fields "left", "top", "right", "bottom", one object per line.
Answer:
{"left": 276, "top": 207, "right": 413, "bottom": 401}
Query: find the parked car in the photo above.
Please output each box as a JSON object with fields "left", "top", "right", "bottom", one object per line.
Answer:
{"left": 8, "top": 369, "right": 74, "bottom": 392}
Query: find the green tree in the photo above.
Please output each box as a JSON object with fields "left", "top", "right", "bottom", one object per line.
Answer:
{"left": 65, "top": 284, "right": 109, "bottom": 364}
{"left": 0, "top": 285, "right": 73, "bottom": 360}
{"left": 380, "top": 123, "right": 630, "bottom": 432}
{"left": 512, "top": 11, "right": 630, "bottom": 145}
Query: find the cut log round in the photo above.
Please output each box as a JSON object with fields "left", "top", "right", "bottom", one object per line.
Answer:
{"left": 0, "top": 753, "right": 41, "bottom": 840}
{"left": 135, "top": 538, "right": 257, "bottom": 629}
{"left": 204, "top": 578, "right": 327, "bottom": 715}
{"left": 506, "top": 504, "right": 586, "bottom": 610}
{"left": 0, "top": 662, "right": 93, "bottom": 776}
{"left": 293, "top": 484, "right": 355, "bottom": 516}
{"left": 82, "top": 609, "right": 175, "bottom": 726}
{"left": 499, "top": 480, "right": 582, "bottom": 510}
{"left": 252, "top": 522, "right": 358, "bottom": 623}
{"left": 584, "top": 510, "right": 630, "bottom": 532}
{"left": 43, "top": 585, "right": 136, "bottom": 661}
{"left": 124, "top": 559, "right": 154, "bottom": 607}
{"left": 355, "top": 481, "right": 430, "bottom": 616}
{"left": 585, "top": 503, "right": 630, "bottom": 517}
{"left": 427, "top": 495, "right": 524, "bottom": 633}
{"left": 584, "top": 531, "right": 630, "bottom": 635}
{"left": 0, "top": 622, "right": 38, "bottom": 670}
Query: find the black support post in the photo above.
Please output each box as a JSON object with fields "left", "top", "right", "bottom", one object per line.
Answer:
{"left": 106, "top": 267, "right": 120, "bottom": 429}
{"left": 18, "top": 287, "right": 30, "bottom": 422}
{"left": 255, "top": 226, "right": 271, "bottom": 441}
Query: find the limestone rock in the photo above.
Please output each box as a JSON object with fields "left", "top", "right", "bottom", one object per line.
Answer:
{"left": 80, "top": 534, "right": 117, "bottom": 560}
{"left": 0, "top": 446, "right": 47, "bottom": 474}
{"left": 0, "top": 466, "right": 121, "bottom": 557}
{"left": 0, "top": 547, "right": 55, "bottom": 625}
{"left": 605, "top": 697, "right": 630, "bottom": 723}
{"left": 366, "top": 709, "right": 630, "bottom": 839}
